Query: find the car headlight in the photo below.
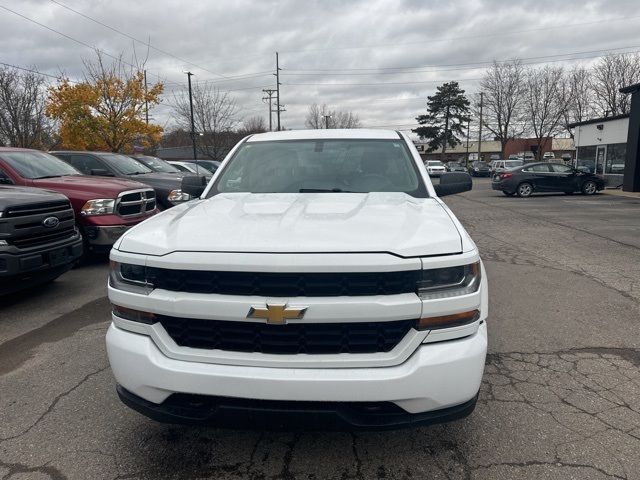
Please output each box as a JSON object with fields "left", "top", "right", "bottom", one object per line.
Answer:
{"left": 417, "top": 261, "right": 481, "bottom": 300}
{"left": 81, "top": 199, "right": 115, "bottom": 216}
{"left": 109, "top": 261, "right": 154, "bottom": 295}
{"left": 474, "top": 167, "right": 479, "bottom": 171}
{"left": 167, "top": 189, "right": 191, "bottom": 203}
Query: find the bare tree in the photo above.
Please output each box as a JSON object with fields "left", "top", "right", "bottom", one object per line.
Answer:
{"left": 560, "top": 66, "right": 595, "bottom": 137}
{"left": 171, "top": 83, "right": 239, "bottom": 160}
{"left": 523, "top": 66, "right": 571, "bottom": 161}
{"left": 476, "top": 60, "right": 526, "bottom": 158}
{"left": 239, "top": 116, "right": 267, "bottom": 135}
{"left": 591, "top": 53, "right": 640, "bottom": 116}
{"left": 0, "top": 66, "right": 53, "bottom": 148}
{"left": 305, "top": 103, "right": 360, "bottom": 129}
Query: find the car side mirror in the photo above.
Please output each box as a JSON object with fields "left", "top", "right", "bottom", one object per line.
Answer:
{"left": 90, "top": 169, "right": 115, "bottom": 177}
{"left": 434, "top": 172, "right": 472, "bottom": 197}
{"left": 181, "top": 175, "right": 208, "bottom": 197}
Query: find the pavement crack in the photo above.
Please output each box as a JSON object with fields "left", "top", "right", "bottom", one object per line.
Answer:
{"left": 0, "top": 365, "right": 109, "bottom": 443}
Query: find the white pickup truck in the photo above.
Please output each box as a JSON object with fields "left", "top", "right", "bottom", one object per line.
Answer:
{"left": 106, "top": 129, "right": 488, "bottom": 429}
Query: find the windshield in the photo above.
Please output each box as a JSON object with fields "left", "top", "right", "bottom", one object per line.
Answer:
{"left": 211, "top": 139, "right": 426, "bottom": 197}
{"left": 99, "top": 153, "right": 152, "bottom": 175}
{"left": 135, "top": 155, "right": 180, "bottom": 173}
{"left": 427, "top": 161, "right": 444, "bottom": 166}
{"left": 1, "top": 151, "right": 80, "bottom": 179}
{"left": 183, "top": 162, "right": 213, "bottom": 174}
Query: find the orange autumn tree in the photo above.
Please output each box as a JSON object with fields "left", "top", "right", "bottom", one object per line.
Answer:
{"left": 46, "top": 52, "right": 163, "bottom": 152}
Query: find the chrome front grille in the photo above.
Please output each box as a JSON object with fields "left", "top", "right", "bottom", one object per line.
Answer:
{"left": 115, "top": 189, "right": 156, "bottom": 217}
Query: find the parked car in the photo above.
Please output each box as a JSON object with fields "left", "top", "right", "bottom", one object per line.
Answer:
{"left": 166, "top": 161, "right": 214, "bottom": 180}
{"left": 0, "top": 148, "right": 157, "bottom": 254}
{"left": 0, "top": 185, "right": 83, "bottom": 294}
{"left": 446, "top": 162, "right": 467, "bottom": 173}
{"left": 543, "top": 152, "right": 555, "bottom": 160}
{"left": 425, "top": 160, "right": 447, "bottom": 177}
{"left": 469, "top": 161, "right": 491, "bottom": 177}
{"left": 492, "top": 162, "right": 605, "bottom": 197}
{"left": 174, "top": 159, "right": 221, "bottom": 173}
{"left": 107, "top": 129, "right": 486, "bottom": 429}
{"left": 51, "top": 151, "right": 195, "bottom": 210}
{"left": 490, "top": 159, "right": 524, "bottom": 176}
{"left": 128, "top": 155, "right": 187, "bottom": 175}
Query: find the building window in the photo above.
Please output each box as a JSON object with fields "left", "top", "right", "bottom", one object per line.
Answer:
{"left": 606, "top": 143, "right": 626, "bottom": 174}
{"left": 576, "top": 146, "right": 596, "bottom": 173}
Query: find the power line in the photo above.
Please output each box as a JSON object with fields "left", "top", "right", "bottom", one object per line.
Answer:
{"left": 282, "top": 44, "right": 640, "bottom": 74}
{"left": 276, "top": 14, "right": 640, "bottom": 55}
{"left": 284, "top": 78, "right": 481, "bottom": 87}
{"left": 48, "top": 0, "right": 230, "bottom": 79}
{"left": 0, "top": 61, "right": 78, "bottom": 83}
{"left": 0, "top": 4, "right": 182, "bottom": 87}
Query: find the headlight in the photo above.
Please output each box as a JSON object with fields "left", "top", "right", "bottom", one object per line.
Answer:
{"left": 417, "top": 262, "right": 481, "bottom": 300}
{"left": 474, "top": 167, "right": 479, "bottom": 171}
{"left": 81, "top": 199, "right": 115, "bottom": 216}
{"left": 167, "top": 189, "right": 191, "bottom": 203}
{"left": 109, "top": 261, "right": 154, "bottom": 295}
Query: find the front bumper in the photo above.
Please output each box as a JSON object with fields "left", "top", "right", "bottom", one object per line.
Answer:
{"left": 83, "top": 225, "right": 132, "bottom": 246}
{"left": 106, "top": 321, "right": 487, "bottom": 423}
{"left": 116, "top": 385, "right": 479, "bottom": 430}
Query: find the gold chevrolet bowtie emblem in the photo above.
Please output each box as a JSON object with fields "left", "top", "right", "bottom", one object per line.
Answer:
{"left": 247, "top": 303, "right": 307, "bottom": 325}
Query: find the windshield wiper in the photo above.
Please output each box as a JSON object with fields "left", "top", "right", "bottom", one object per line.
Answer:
{"left": 299, "top": 188, "right": 356, "bottom": 193}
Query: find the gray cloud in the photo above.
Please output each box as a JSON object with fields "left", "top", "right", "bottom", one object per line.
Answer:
{"left": 0, "top": 0, "right": 638, "bottom": 133}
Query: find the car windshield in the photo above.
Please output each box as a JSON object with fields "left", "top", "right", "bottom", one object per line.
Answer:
{"left": 183, "top": 163, "right": 213, "bottom": 174}
{"left": 1, "top": 151, "right": 80, "bottom": 179}
{"left": 211, "top": 139, "right": 426, "bottom": 197}
{"left": 99, "top": 153, "right": 152, "bottom": 175}
{"left": 427, "top": 161, "right": 444, "bottom": 166}
{"left": 135, "top": 156, "right": 180, "bottom": 173}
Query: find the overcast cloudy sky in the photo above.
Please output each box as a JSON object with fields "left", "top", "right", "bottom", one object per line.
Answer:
{"left": 1, "top": 0, "right": 639, "bottom": 134}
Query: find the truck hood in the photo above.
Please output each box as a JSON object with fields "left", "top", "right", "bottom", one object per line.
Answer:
{"left": 31, "top": 175, "right": 151, "bottom": 201}
{"left": 128, "top": 172, "right": 184, "bottom": 189}
{"left": 0, "top": 185, "right": 69, "bottom": 209}
{"left": 118, "top": 192, "right": 463, "bottom": 257}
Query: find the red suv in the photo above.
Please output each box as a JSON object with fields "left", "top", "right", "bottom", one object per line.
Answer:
{"left": 0, "top": 148, "right": 158, "bottom": 253}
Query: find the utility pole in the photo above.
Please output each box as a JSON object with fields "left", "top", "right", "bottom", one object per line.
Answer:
{"left": 275, "top": 52, "right": 282, "bottom": 131}
{"left": 143, "top": 70, "right": 149, "bottom": 125}
{"left": 262, "top": 89, "right": 276, "bottom": 131}
{"left": 477, "top": 92, "right": 483, "bottom": 162}
{"left": 323, "top": 115, "right": 332, "bottom": 129}
{"left": 185, "top": 71, "right": 197, "bottom": 163}
{"left": 465, "top": 118, "right": 471, "bottom": 168}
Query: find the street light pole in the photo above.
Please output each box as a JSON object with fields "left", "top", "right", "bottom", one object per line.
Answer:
{"left": 185, "top": 71, "right": 197, "bottom": 164}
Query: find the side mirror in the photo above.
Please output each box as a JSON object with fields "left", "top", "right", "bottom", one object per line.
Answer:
{"left": 181, "top": 175, "right": 207, "bottom": 197}
{"left": 434, "top": 172, "right": 472, "bottom": 197}
{"left": 90, "top": 169, "right": 115, "bottom": 177}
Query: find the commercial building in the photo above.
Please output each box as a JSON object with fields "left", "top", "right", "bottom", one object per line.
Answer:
{"left": 415, "top": 137, "right": 574, "bottom": 163}
{"left": 568, "top": 114, "right": 628, "bottom": 188}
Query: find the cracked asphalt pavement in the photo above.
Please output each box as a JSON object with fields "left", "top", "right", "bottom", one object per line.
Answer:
{"left": 1, "top": 179, "right": 639, "bottom": 479}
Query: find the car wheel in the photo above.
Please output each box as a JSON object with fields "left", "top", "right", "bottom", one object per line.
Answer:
{"left": 582, "top": 180, "right": 597, "bottom": 195}
{"left": 502, "top": 191, "right": 514, "bottom": 196}
{"left": 516, "top": 182, "right": 533, "bottom": 197}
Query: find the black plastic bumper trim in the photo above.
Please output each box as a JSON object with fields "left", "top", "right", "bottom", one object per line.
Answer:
{"left": 116, "top": 385, "right": 478, "bottom": 431}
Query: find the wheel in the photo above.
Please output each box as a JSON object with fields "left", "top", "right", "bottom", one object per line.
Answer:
{"left": 581, "top": 180, "right": 597, "bottom": 195}
{"left": 516, "top": 182, "right": 533, "bottom": 197}
{"left": 502, "top": 191, "right": 515, "bottom": 196}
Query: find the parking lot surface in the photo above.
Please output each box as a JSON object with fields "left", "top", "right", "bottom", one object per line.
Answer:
{"left": 1, "top": 179, "right": 639, "bottom": 480}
